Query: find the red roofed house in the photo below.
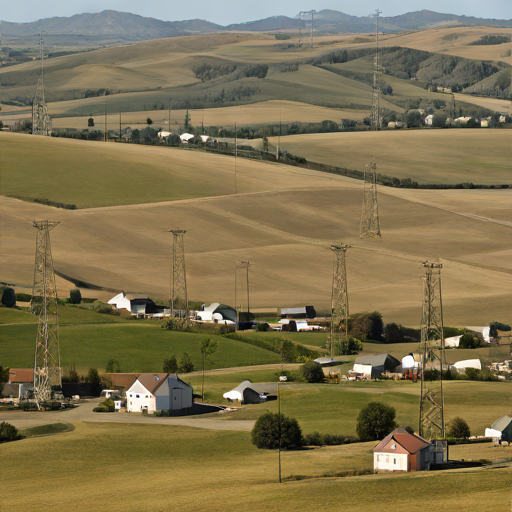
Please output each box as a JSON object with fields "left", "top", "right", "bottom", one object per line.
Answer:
{"left": 126, "top": 373, "right": 193, "bottom": 413}
{"left": 2, "top": 368, "right": 34, "bottom": 398}
{"left": 373, "top": 427, "right": 433, "bottom": 472}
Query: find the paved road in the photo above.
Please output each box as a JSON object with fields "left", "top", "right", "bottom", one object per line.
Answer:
{"left": 0, "top": 399, "right": 256, "bottom": 431}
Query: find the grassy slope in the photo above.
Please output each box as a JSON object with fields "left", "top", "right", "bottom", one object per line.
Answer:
{"left": 269, "top": 129, "right": 512, "bottom": 185}
{"left": 1, "top": 421, "right": 511, "bottom": 512}
{"left": 0, "top": 321, "right": 280, "bottom": 373}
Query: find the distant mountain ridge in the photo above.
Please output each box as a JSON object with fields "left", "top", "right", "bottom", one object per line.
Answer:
{"left": 1, "top": 9, "right": 510, "bottom": 41}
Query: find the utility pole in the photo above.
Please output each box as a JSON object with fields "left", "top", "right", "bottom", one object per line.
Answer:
{"left": 32, "top": 33, "right": 51, "bottom": 136}
{"left": 119, "top": 111, "right": 122, "bottom": 142}
{"left": 32, "top": 221, "right": 61, "bottom": 407}
{"left": 419, "top": 262, "right": 446, "bottom": 444}
{"left": 360, "top": 157, "right": 381, "bottom": 239}
{"left": 168, "top": 99, "right": 171, "bottom": 132}
{"left": 370, "top": 9, "right": 382, "bottom": 131}
{"left": 234, "top": 121, "right": 238, "bottom": 194}
{"left": 299, "top": 11, "right": 315, "bottom": 48}
{"left": 328, "top": 244, "right": 350, "bottom": 358}
{"left": 168, "top": 230, "right": 188, "bottom": 321}
{"left": 276, "top": 111, "right": 281, "bottom": 161}
{"left": 104, "top": 104, "right": 108, "bottom": 142}
{"left": 235, "top": 261, "right": 250, "bottom": 327}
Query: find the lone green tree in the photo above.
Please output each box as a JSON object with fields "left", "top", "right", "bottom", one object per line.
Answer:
{"left": 105, "top": 359, "right": 120, "bottom": 373}
{"left": 251, "top": 412, "right": 303, "bottom": 450}
{"left": 163, "top": 355, "right": 178, "bottom": 373}
{"left": 179, "top": 353, "right": 194, "bottom": 373}
{"left": 447, "top": 417, "right": 471, "bottom": 439}
{"left": 184, "top": 110, "right": 191, "bottom": 131}
{"left": 69, "top": 288, "right": 82, "bottom": 304}
{"left": 300, "top": 361, "right": 324, "bottom": 383}
{"left": 146, "top": 117, "right": 153, "bottom": 127}
{"left": 1, "top": 287, "right": 16, "bottom": 308}
{"left": 356, "top": 402, "right": 398, "bottom": 441}
{"left": 200, "top": 337, "right": 218, "bottom": 401}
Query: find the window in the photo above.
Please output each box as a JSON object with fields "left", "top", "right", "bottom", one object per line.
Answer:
{"left": 386, "top": 455, "right": 389, "bottom": 463}
{"left": 136, "top": 394, "right": 140, "bottom": 398}
{"left": 394, "top": 458, "right": 396, "bottom": 465}
{"left": 145, "top": 395, "right": 148, "bottom": 398}
{"left": 377, "top": 455, "right": 380, "bottom": 462}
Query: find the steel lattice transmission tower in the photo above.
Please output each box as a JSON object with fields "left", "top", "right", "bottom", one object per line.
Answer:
{"left": 370, "top": 9, "right": 382, "bottom": 131}
{"left": 168, "top": 230, "right": 188, "bottom": 320}
{"left": 32, "top": 221, "right": 61, "bottom": 405}
{"left": 328, "top": 244, "right": 350, "bottom": 358}
{"left": 419, "top": 261, "right": 446, "bottom": 440}
{"left": 32, "top": 33, "right": 52, "bottom": 136}
{"left": 360, "top": 158, "right": 381, "bottom": 239}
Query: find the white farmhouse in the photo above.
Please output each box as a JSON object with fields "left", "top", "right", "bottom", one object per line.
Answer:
{"left": 126, "top": 373, "right": 193, "bottom": 413}
{"left": 374, "top": 427, "right": 433, "bottom": 472}
{"left": 424, "top": 114, "right": 434, "bottom": 126}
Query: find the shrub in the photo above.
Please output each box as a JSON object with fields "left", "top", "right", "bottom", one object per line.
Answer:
{"left": 93, "top": 398, "right": 115, "bottom": 412}
{"left": 300, "top": 361, "right": 324, "bottom": 383}
{"left": 15, "top": 292, "right": 32, "bottom": 302}
{"left": 256, "top": 322, "right": 269, "bottom": 332}
{"left": 274, "top": 369, "right": 300, "bottom": 382}
{"left": 1, "top": 287, "right": 16, "bottom": 307}
{"left": 179, "top": 353, "right": 194, "bottom": 373}
{"left": 447, "top": 417, "right": 471, "bottom": 439}
{"left": 328, "top": 335, "right": 362, "bottom": 355}
{"left": 105, "top": 359, "right": 121, "bottom": 373}
{"left": 303, "top": 431, "right": 358, "bottom": 446}
{"left": 69, "top": 288, "right": 82, "bottom": 304}
{"left": 251, "top": 412, "right": 303, "bottom": 450}
{"left": 161, "top": 317, "right": 190, "bottom": 331}
{"left": 0, "top": 421, "right": 22, "bottom": 443}
{"left": 459, "top": 332, "right": 481, "bottom": 349}
{"left": 356, "top": 402, "right": 398, "bottom": 441}
{"left": 85, "top": 368, "right": 101, "bottom": 384}
{"left": 163, "top": 355, "right": 178, "bottom": 373}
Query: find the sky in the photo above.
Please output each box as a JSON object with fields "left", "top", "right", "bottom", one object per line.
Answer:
{"left": 1, "top": 1, "right": 511, "bottom": 25}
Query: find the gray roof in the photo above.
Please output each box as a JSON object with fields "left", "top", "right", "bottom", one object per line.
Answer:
{"left": 355, "top": 354, "right": 400, "bottom": 367}
{"left": 491, "top": 415, "right": 512, "bottom": 432}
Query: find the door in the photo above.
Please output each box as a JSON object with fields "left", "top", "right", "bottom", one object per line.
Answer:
{"left": 172, "top": 389, "right": 182, "bottom": 410}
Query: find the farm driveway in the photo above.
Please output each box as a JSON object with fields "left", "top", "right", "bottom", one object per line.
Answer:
{"left": 0, "top": 399, "right": 256, "bottom": 431}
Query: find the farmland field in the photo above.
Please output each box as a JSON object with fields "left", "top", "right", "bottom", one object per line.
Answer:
{"left": 1, "top": 132, "right": 512, "bottom": 326}
{"left": 0, "top": 420, "right": 511, "bottom": 512}
{"left": 266, "top": 129, "right": 512, "bottom": 185}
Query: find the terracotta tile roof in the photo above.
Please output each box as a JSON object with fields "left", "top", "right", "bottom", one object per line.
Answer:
{"left": 374, "top": 427, "right": 431, "bottom": 455}
{"left": 101, "top": 373, "right": 140, "bottom": 389}
{"left": 136, "top": 373, "right": 169, "bottom": 395}
{"left": 8, "top": 368, "right": 34, "bottom": 383}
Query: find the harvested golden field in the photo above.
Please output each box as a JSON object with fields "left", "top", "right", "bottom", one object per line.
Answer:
{"left": 381, "top": 26, "right": 512, "bottom": 65}
{"left": 1, "top": 133, "right": 511, "bottom": 326}
{"left": 267, "top": 129, "right": 512, "bottom": 185}
{"left": 49, "top": 100, "right": 369, "bottom": 131}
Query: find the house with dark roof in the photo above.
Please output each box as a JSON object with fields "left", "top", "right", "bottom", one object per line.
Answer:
{"left": 126, "top": 373, "right": 193, "bottom": 413}
{"left": 108, "top": 292, "right": 166, "bottom": 317}
{"left": 373, "top": 427, "right": 433, "bottom": 472}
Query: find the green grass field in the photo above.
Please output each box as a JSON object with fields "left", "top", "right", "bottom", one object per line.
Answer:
{"left": 1, "top": 421, "right": 510, "bottom": 512}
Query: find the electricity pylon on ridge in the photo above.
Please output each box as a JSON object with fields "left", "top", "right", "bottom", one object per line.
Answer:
{"left": 32, "top": 220, "right": 61, "bottom": 406}
{"left": 370, "top": 9, "right": 382, "bottom": 131}
{"left": 299, "top": 10, "right": 315, "bottom": 48}
{"left": 328, "top": 244, "right": 350, "bottom": 358}
{"left": 360, "top": 158, "right": 381, "bottom": 239}
{"left": 168, "top": 230, "right": 188, "bottom": 320}
{"left": 419, "top": 261, "right": 446, "bottom": 441}
{"left": 32, "top": 33, "right": 52, "bottom": 136}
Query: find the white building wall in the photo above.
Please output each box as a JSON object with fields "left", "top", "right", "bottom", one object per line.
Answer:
{"left": 108, "top": 293, "right": 131, "bottom": 310}
{"left": 126, "top": 381, "right": 156, "bottom": 412}
{"left": 374, "top": 452, "right": 408, "bottom": 472}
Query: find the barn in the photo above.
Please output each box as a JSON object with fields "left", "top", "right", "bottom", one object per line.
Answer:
{"left": 126, "top": 373, "right": 193, "bottom": 413}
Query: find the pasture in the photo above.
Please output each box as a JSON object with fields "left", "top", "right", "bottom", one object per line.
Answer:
{"left": 0, "top": 419, "right": 511, "bottom": 512}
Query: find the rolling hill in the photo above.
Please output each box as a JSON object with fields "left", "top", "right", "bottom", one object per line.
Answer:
{"left": 1, "top": 132, "right": 511, "bottom": 327}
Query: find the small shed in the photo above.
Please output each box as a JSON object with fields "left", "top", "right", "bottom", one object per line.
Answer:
{"left": 453, "top": 359, "right": 482, "bottom": 372}
{"left": 354, "top": 354, "right": 400, "bottom": 378}
{"left": 485, "top": 415, "right": 512, "bottom": 443}
{"left": 374, "top": 427, "right": 433, "bottom": 472}
{"left": 223, "top": 380, "right": 253, "bottom": 401}
{"left": 126, "top": 373, "right": 193, "bottom": 413}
